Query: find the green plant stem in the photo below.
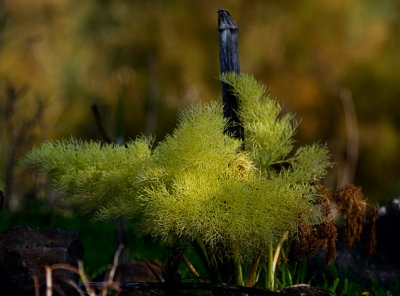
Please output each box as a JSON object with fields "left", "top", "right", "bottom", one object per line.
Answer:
{"left": 266, "top": 245, "right": 274, "bottom": 291}
{"left": 182, "top": 254, "right": 201, "bottom": 279}
{"left": 193, "top": 239, "right": 221, "bottom": 283}
{"left": 235, "top": 260, "right": 245, "bottom": 287}
{"left": 193, "top": 239, "right": 209, "bottom": 266}
{"left": 163, "top": 244, "right": 183, "bottom": 296}
{"left": 246, "top": 255, "right": 260, "bottom": 287}
{"left": 266, "top": 232, "right": 289, "bottom": 291}
{"left": 272, "top": 232, "right": 288, "bottom": 275}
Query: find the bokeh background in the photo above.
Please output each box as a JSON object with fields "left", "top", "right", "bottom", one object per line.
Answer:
{"left": 0, "top": 0, "right": 399, "bottom": 251}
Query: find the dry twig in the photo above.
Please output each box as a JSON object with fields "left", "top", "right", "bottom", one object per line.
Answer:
{"left": 100, "top": 244, "right": 124, "bottom": 296}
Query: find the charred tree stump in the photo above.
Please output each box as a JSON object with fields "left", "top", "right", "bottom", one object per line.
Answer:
{"left": 218, "top": 9, "right": 244, "bottom": 141}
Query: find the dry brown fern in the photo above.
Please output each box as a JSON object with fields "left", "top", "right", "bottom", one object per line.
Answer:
{"left": 291, "top": 189, "right": 338, "bottom": 265}
{"left": 334, "top": 184, "right": 367, "bottom": 248}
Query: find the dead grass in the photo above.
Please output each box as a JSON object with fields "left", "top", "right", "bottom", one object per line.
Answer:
{"left": 35, "top": 245, "right": 124, "bottom": 296}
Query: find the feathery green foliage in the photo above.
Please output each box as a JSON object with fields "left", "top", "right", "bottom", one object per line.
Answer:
{"left": 23, "top": 138, "right": 152, "bottom": 217}
{"left": 23, "top": 73, "right": 330, "bottom": 262}
{"left": 221, "top": 73, "right": 298, "bottom": 170}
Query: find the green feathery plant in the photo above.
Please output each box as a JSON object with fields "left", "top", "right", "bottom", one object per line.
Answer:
{"left": 23, "top": 73, "right": 331, "bottom": 290}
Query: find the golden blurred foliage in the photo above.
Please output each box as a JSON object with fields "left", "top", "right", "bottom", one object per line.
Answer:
{"left": 1, "top": 0, "right": 400, "bottom": 207}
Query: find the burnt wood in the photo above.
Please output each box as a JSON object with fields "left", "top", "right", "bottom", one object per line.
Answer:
{"left": 83, "top": 281, "right": 280, "bottom": 295}
{"left": 218, "top": 9, "right": 244, "bottom": 141}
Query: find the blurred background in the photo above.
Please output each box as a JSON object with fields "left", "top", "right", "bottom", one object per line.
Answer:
{"left": 0, "top": 0, "right": 399, "bottom": 271}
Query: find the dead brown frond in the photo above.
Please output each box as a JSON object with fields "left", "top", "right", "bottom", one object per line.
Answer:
{"left": 293, "top": 185, "right": 375, "bottom": 264}
{"left": 291, "top": 189, "right": 338, "bottom": 265}
{"left": 335, "top": 184, "right": 367, "bottom": 247}
{"left": 293, "top": 221, "right": 338, "bottom": 265}
{"left": 318, "top": 220, "right": 338, "bottom": 265}
{"left": 293, "top": 223, "right": 322, "bottom": 259}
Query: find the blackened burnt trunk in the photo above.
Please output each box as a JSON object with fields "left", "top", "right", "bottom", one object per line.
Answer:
{"left": 218, "top": 9, "right": 244, "bottom": 141}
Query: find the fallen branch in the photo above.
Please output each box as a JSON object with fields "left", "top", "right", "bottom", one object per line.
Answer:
{"left": 81, "top": 281, "right": 280, "bottom": 295}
